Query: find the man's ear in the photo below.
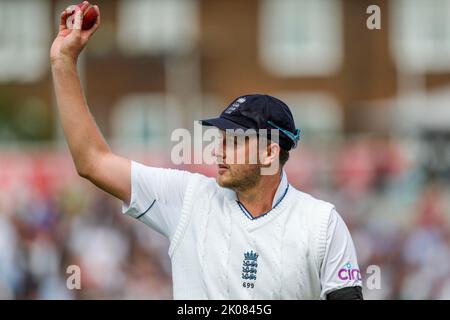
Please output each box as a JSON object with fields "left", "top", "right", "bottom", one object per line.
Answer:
{"left": 261, "top": 142, "right": 280, "bottom": 166}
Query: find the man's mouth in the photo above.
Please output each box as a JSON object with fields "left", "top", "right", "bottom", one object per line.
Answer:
{"left": 218, "top": 164, "right": 229, "bottom": 174}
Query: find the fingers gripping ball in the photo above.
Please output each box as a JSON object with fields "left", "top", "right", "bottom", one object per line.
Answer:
{"left": 66, "top": 1, "right": 98, "bottom": 30}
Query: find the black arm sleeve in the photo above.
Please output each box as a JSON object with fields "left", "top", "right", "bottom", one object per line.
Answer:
{"left": 326, "top": 286, "right": 363, "bottom": 300}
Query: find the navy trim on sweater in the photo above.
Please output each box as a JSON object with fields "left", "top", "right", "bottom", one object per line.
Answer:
{"left": 136, "top": 199, "right": 157, "bottom": 219}
{"left": 237, "top": 184, "right": 290, "bottom": 221}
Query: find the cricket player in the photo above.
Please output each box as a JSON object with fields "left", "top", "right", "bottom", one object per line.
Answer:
{"left": 50, "top": 7, "right": 363, "bottom": 300}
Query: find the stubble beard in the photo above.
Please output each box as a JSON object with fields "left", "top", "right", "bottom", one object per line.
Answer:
{"left": 217, "top": 164, "right": 262, "bottom": 193}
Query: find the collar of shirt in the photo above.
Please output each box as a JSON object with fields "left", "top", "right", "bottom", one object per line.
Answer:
{"left": 236, "top": 170, "right": 289, "bottom": 219}
{"left": 272, "top": 169, "right": 288, "bottom": 207}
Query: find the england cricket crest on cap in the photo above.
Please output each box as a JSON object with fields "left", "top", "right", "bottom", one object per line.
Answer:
{"left": 242, "top": 250, "right": 258, "bottom": 281}
{"left": 225, "top": 96, "right": 246, "bottom": 114}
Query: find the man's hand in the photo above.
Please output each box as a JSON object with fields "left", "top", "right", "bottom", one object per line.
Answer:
{"left": 50, "top": 2, "right": 100, "bottom": 65}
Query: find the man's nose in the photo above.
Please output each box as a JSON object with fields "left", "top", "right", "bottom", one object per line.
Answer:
{"left": 212, "top": 138, "right": 226, "bottom": 162}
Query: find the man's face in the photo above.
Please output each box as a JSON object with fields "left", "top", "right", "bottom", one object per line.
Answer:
{"left": 213, "top": 130, "right": 262, "bottom": 192}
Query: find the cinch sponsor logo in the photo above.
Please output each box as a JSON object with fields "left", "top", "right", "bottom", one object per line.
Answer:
{"left": 338, "top": 262, "right": 361, "bottom": 281}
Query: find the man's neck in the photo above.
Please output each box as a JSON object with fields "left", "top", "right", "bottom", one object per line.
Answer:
{"left": 236, "top": 172, "right": 282, "bottom": 218}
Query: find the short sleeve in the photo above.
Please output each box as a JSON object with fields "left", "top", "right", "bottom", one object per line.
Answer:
{"left": 122, "top": 161, "right": 192, "bottom": 239}
{"left": 320, "top": 209, "right": 362, "bottom": 299}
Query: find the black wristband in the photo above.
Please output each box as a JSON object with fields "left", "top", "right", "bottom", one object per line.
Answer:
{"left": 326, "top": 286, "right": 363, "bottom": 300}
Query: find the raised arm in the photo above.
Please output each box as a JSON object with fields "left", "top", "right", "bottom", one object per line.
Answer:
{"left": 50, "top": 4, "right": 131, "bottom": 203}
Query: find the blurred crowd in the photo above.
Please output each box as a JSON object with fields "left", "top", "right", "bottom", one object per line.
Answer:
{"left": 0, "top": 151, "right": 173, "bottom": 299}
{"left": 0, "top": 135, "right": 449, "bottom": 299}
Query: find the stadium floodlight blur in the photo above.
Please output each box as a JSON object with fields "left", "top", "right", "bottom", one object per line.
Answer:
{"left": 0, "top": 0, "right": 449, "bottom": 299}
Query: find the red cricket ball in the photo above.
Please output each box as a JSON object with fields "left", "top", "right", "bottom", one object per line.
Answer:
{"left": 66, "top": 1, "right": 98, "bottom": 30}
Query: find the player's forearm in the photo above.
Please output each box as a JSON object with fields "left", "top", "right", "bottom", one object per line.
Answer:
{"left": 51, "top": 58, "right": 111, "bottom": 177}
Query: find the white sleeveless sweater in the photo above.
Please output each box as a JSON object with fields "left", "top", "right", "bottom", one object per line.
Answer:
{"left": 167, "top": 173, "right": 333, "bottom": 299}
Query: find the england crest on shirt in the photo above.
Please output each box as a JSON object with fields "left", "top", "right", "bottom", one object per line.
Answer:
{"left": 242, "top": 250, "right": 258, "bottom": 282}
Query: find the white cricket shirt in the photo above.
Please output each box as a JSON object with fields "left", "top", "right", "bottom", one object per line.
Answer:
{"left": 122, "top": 161, "right": 362, "bottom": 299}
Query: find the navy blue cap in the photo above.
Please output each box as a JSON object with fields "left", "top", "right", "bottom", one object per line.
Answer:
{"left": 200, "top": 94, "right": 300, "bottom": 150}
